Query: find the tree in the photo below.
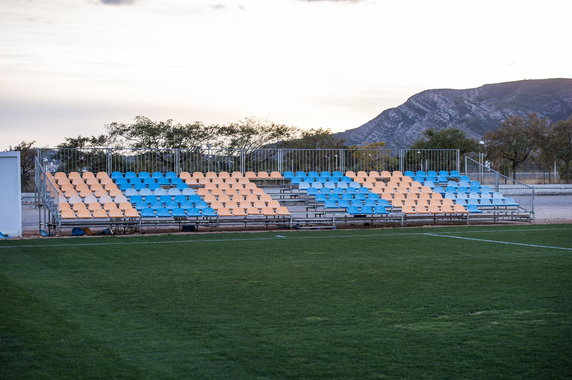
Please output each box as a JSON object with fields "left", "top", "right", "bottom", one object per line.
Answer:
{"left": 279, "top": 128, "right": 346, "bottom": 149}
{"left": 9, "top": 140, "right": 37, "bottom": 192}
{"left": 218, "top": 117, "right": 300, "bottom": 153}
{"left": 410, "top": 128, "right": 479, "bottom": 155}
{"left": 484, "top": 114, "right": 547, "bottom": 180}
{"left": 546, "top": 116, "right": 572, "bottom": 181}
{"left": 350, "top": 142, "right": 395, "bottom": 171}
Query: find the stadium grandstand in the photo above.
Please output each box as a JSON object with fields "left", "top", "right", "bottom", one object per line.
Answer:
{"left": 34, "top": 148, "right": 534, "bottom": 234}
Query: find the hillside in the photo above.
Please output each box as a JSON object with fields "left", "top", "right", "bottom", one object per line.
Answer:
{"left": 337, "top": 79, "right": 572, "bottom": 149}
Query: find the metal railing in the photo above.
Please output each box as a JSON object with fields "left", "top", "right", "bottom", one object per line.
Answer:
{"left": 34, "top": 157, "right": 61, "bottom": 232}
{"left": 465, "top": 156, "right": 534, "bottom": 216}
{"left": 37, "top": 147, "right": 460, "bottom": 175}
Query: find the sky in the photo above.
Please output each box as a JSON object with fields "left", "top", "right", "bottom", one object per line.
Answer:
{"left": 1, "top": 0, "right": 571, "bottom": 149}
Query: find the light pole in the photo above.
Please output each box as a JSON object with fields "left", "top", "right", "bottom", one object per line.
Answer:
{"left": 479, "top": 140, "right": 485, "bottom": 183}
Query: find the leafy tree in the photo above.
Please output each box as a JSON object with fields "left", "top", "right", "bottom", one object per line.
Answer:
{"left": 218, "top": 117, "right": 299, "bottom": 153}
{"left": 279, "top": 128, "right": 346, "bottom": 149}
{"left": 546, "top": 116, "right": 572, "bottom": 181}
{"left": 10, "top": 140, "right": 37, "bottom": 192}
{"left": 410, "top": 128, "right": 479, "bottom": 155}
{"left": 484, "top": 114, "right": 547, "bottom": 180}
{"left": 349, "top": 142, "right": 396, "bottom": 171}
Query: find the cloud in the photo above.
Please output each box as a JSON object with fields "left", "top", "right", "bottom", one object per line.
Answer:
{"left": 209, "top": 3, "right": 227, "bottom": 10}
{"left": 296, "top": 0, "right": 365, "bottom": 2}
{"left": 99, "top": 0, "right": 135, "bottom": 5}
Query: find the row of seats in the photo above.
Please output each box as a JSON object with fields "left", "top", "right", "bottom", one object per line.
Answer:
{"left": 404, "top": 170, "right": 461, "bottom": 178}
{"left": 403, "top": 204, "right": 467, "bottom": 214}
{"left": 324, "top": 199, "right": 390, "bottom": 208}
{"left": 181, "top": 171, "right": 283, "bottom": 180}
{"left": 125, "top": 188, "right": 195, "bottom": 197}
{"left": 135, "top": 201, "right": 209, "bottom": 211}
{"left": 455, "top": 198, "right": 518, "bottom": 207}
{"left": 140, "top": 207, "right": 217, "bottom": 218}
{"left": 62, "top": 194, "right": 128, "bottom": 205}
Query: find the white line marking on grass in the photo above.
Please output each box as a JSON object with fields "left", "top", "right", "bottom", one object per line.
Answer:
{"left": 0, "top": 226, "right": 570, "bottom": 250}
{"left": 423, "top": 233, "right": 572, "bottom": 251}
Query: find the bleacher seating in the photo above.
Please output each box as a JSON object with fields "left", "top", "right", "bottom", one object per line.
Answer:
{"left": 46, "top": 168, "right": 521, "bottom": 227}
{"left": 49, "top": 172, "right": 140, "bottom": 219}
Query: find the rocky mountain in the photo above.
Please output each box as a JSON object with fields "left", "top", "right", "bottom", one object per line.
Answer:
{"left": 337, "top": 79, "right": 572, "bottom": 149}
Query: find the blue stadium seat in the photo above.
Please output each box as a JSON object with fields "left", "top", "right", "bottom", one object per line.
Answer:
{"left": 111, "top": 171, "right": 123, "bottom": 179}
{"left": 299, "top": 182, "right": 310, "bottom": 190}
{"left": 128, "top": 178, "right": 143, "bottom": 185}
{"left": 504, "top": 198, "right": 518, "bottom": 206}
{"left": 135, "top": 201, "right": 148, "bottom": 211}
{"left": 138, "top": 171, "right": 151, "bottom": 179}
{"left": 450, "top": 170, "right": 461, "bottom": 178}
{"left": 347, "top": 206, "right": 361, "bottom": 215}
{"left": 467, "top": 204, "right": 481, "bottom": 213}
{"left": 428, "top": 170, "right": 437, "bottom": 177}
{"left": 166, "top": 201, "right": 179, "bottom": 210}
{"left": 180, "top": 200, "right": 194, "bottom": 209}
{"left": 159, "top": 195, "right": 171, "bottom": 204}
{"left": 308, "top": 171, "right": 319, "bottom": 178}
{"left": 150, "top": 202, "right": 163, "bottom": 210}
{"left": 171, "top": 178, "right": 184, "bottom": 185}
{"left": 320, "top": 171, "right": 331, "bottom": 178}
{"left": 172, "top": 208, "right": 186, "bottom": 217}
{"left": 152, "top": 172, "right": 164, "bottom": 179}
{"left": 165, "top": 171, "right": 177, "bottom": 179}
{"left": 156, "top": 208, "right": 171, "bottom": 217}
{"left": 283, "top": 171, "right": 294, "bottom": 179}
{"left": 181, "top": 188, "right": 195, "bottom": 196}
{"left": 130, "top": 195, "right": 143, "bottom": 204}
{"left": 195, "top": 201, "right": 208, "bottom": 209}
{"left": 154, "top": 188, "right": 167, "bottom": 196}
{"left": 374, "top": 206, "right": 389, "bottom": 214}
{"left": 119, "top": 183, "right": 131, "bottom": 191}
{"left": 187, "top": 207, "right": 202, "bottom": 217}
{"left": 324, "top": 200, "right": 338, "bottom": 208}
{"left": 307, "top": 188, "right": 318, "bottom": 196}
{"left": 115, "top": 177, "right": 128, "bottom": 185}
{"left": 157, "top": 178, "right": 170, "bottom": 186}
{"left": 202, "top": 207, "right": 217, "bottom": 217}
{"left": 124, "top": 188, "right": 138, "bottom": 197}
{"left": 143, "top": 177, "right": 156, "bottom": 185}
{"left": 361, "top": 206, "right": 375, "bottom": 214}
{"left": 404, "top": 171, "right": 415, "bottom": 177}
{"left": 439, "top": 170, "right": 449, "bottom": 177}
{"left": 125, "top": 171, "right": 137, "bottom": 179}
{"left": 133, "top": 183, "right": 146, "bottom": 191}
{"left": 141, "top": 208, "right": 155, "bottom": 217}
{"left": 338, "top": 200, "right": 350, "bottom": 208}
{"left": 176, "top": 183, "right": 187, "bottom": 191}
{"left": 315, "top": 194, "right": 327, "bottom": 202}
{"left": 295, "top": 171, "right": 307, "bottom": 178}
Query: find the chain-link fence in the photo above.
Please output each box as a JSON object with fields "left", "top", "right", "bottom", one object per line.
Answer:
{"left": 36, "top": 148, "right": 461, "bottom": 175}
{"left": 465, "top": 156, "right": 534, "bottom": 216}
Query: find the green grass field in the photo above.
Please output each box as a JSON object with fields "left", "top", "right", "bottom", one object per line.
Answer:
{"left": 1, "top": 224, "right": 571, "bottom": 379}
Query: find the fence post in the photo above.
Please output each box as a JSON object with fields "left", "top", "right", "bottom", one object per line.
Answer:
{"left": 339, "top": 149, "right": 345, "bottom": 173}
{"left": 278, "top": 149, "right": 283, "bottom": 173}
{"left": 106, "top": 148, "right": 112, "bottom": 174}
{"left": 494, "top": 172, "right": 499, "bottom": 192}
{"left": 174, "top": 149, "right": 180, "bottom": 174}
{"left": 399, "top": 150, "right": 404, "bottom": 172}
{"left": 240, "top": 149, "right": 246, "bottom": 173}
{"left": 456, "top": 149, "right": 460, "bottom": 173}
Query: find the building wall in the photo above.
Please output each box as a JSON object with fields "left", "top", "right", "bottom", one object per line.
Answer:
{"left": 0, "top": 151, "right": 22, "bottom": 237}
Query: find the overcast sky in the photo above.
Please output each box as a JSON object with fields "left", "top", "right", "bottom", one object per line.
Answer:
{"left": 1, "top": 0, "right": 571, "bottom": 149}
